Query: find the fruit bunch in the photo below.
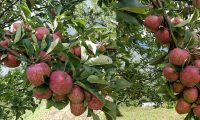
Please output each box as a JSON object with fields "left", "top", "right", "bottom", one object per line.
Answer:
{"left": 162, "top": 48, "right": 200, "bottom": 116}
{"left": 144, "top": 15, "right": 183, "bottom": 45}
{"left": 0, "top": 20, "right": 113, "bottom": 117}
{"left": 144, "top": 0, "right": 200, "bottom": 118}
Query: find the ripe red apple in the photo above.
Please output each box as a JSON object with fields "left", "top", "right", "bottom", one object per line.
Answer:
{"left": 194, "top": 105, "right": 200, "bottom": 117}
{"left": 74, "top": 47, "right": 81, "bottom": 56}
{"left": 49, "top": 71, "right": 73, "bottom": 95}
{"left": 53, "top": 32, "right": 62, "bottom": 41}
{"left": 68, "top": 85, "right": 85, "bottom": 104}
{"left": 193, "top": 0, "right": 200, "bottom": 9}
{"left": 84, "top": 90, "right": 92, "bottom": 101}
{"left": 173, "top": 82, "right": 184, "bottom": 93}
{"left": 175, "top": 98, "right": 191, "bottom": 114}
{"left": 0, "top": 39, "right": 10, "bottom": 47}
{"left": 53, "top": 94, "right": 66, "bottom": 102}
{"left": 88, "top": 95, "right": 105, "bottom": 110}
{"left": 171, "top": 17, "right": 183, "bottom": 24}
{"left": 183, "top": 87, "right": 198, "bottom": 103}
{"left": 35, "top": 27, "right": 49, "bottom": 40}
{"left": 144, "top": 15, "right": 161, "bottom": 32}
{"left": 38, "top": 51, "right": 51, "bottom": 61}
{"left": 169, "top": 48, "right": 191, "bottom": 66}
{"left": 155, "top": 28, "right": 170, "bottom": 44}
{"left": 162, "top": 64, "right": 179, "bottom": 81}
{"left": 10, "top": 21, "right": 23, "bottom": 33}
{"left": 70, "top": 102, "right": 86, "bottom": 116}
{"left": 26, "top": 63, "right": 51, "bottom": 86}
{"left": 180, "top": 65, "right": 200, "bottom": 87}
{"left": 4, "top": 53, "right": 21, "bottom": 68}
{"left": 33, "top": 87, "right": 52, "bottom": 99}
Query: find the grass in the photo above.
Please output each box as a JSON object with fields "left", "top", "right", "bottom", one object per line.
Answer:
{"left": 22, "top": 101, "right": 186, "bottom": 120}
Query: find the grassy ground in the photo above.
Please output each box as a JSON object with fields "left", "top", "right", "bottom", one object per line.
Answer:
{"left": 22, "top": 101, "right": 186, "bottom": 120}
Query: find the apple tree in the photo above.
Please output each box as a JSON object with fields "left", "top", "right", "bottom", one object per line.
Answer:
{"left": 0, "top": 0, "right": 131, "bottom": 120}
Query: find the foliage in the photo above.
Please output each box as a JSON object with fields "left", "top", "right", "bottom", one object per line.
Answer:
{"left": 0, "top": 69, "right": 38, "bottom": 120}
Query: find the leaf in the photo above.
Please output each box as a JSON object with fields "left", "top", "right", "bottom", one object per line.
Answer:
{"left": 85, "top": 40, "right": 97, "bottom": 54}
{"left": 190, "top": 9, "right": 199, "bottom": 23}
{"left": 46, "top": 99, "right": 69, "bottom": 110}
{"left": 23, "top": 39, "right": 34, "bottom": 57}
{"left": 21, "top": 5, "right": 31, "bottom": 18}
{"left": 116, "top": 12, "right": 139, "bottom": 25}
{"left": 175, "top": 19, "right": 190, "bottom": 27}
{"left": 84, "top": 55, "right": 113, "bottom": 66}
{"left": 26, "top": 0, "right": 32, "bottom": 9}
{"left": 31, "top": 35, "right": 40, "bottom": 55}
{"left": 56, "top": 4, "right": 62, "bottom": 15}
{"left": 150, "top": 53, "right": 168, "bottom": 65}
{"left": 14, "top": 26, "right": 22, "bottom": 44}
{"left": 41, "top": 35, "right": 47, "bottom": 50}
{"left": 46, "top": 39, "right": 60, "bottom": 54}
{"left": 118, "top": 6, "right": 149, "bottom": 14}
{"left": 81, "top": 46, "right": 89, "bottom": 63}
{"left": 75, "top": 81, "right": 105, "bottom": 103}
{"left": 184, "top": 110, "right": 194, "bottom": 120}
{"left": 111, "top": 77, "right": 131, "bottom": 91}
{"left": 89, "top": 109, "right": 100, "bottom": 120}
{"left": 102, "top": 100, "right": 117, "bottom": 120}
{"left": 66, "top": 52, "right": 81, "bottom": 76}
{"left": 87, "top": 75, "right": 108, "bottom": 85}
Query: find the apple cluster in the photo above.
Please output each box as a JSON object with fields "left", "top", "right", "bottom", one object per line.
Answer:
{"left": 144, "top": 15, "right": 183, "bottom": 44}
{"left": 144, "top": 1, "right": 200, "bottom": 117}
{"left": 0, "top": 21, "right": 105, "bottom": 116}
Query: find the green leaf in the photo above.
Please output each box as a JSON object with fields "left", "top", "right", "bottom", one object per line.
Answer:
{"left": 31, "top": 35, "right": 40, "bottom": 55}
{"left": 21, "top": 5, "right": 31, "bottom": 18}
{"left": 41, "top": 36, "right": 47, "bottom": 50}
{"left": 46, "top": 39, "right": 60, "bottom": 54}
{"left": 90, "top": 110, "right": 100, "bottom": 120}
{"left": 75, "top": 81, "right": 105, "bottom": 103}
{"left": 66, "top": 52, "right": 81, "bottom": 76}
{"left": 46, "top": 99, "right": 69, "bottom": 110}
{"left": 150, "top": 53, "right": 168, "bottom": 65}
{"left": 33, "top": 85, "right": 49, "bottom": 93}
{"left": 116, "top": 12, "right": 139, "bottom": 25}
{"left": 111, "top": 77, "right": 131, "bottom": 91}
{"left": 190, "top": 9, "right": 199, "bottom": 23}
{"left": 84, "top": 55, "right": 113, "bottom": 66}
{"left": 103, "top": 100, "right": 117, "bottom": 120}
{"left": 184, "top": 110, "right": 194, "bottom": 120}
{"left": 85, "top": 41, "right": 97, "bottom": 54}
{"left": 87, "top": 75, "right": 108, "bottom": 85}
{"left": 23, "top": 39, "right": 34, "bottom": 57}
{"left": 14, "top": 26, "right": 22, "bottom": 44}
{"left": 175, "top": 19, "right": 190, "bottom": 27}
{"left": 81, "top": 46, "right": 89, "bottom": 63}
{"left": 118, "top": 6, "right": 149, "bottom": 14}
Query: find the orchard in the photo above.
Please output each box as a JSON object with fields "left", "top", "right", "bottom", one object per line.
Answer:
{"left": 2, "top": 0, "right": 200, "bottom": 120}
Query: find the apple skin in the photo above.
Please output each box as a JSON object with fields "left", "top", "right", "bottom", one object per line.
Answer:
{"left": 35, "top": 27, "right": 49, "bottom": 40}
{"left": 26, "top": 63, "right": 51, "bottom": 86}
{"left": 3, "top": 53, "right": 21, "bottom": 68}
{"left": 49, "top": 71, "right": 73, "bottom": 95}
